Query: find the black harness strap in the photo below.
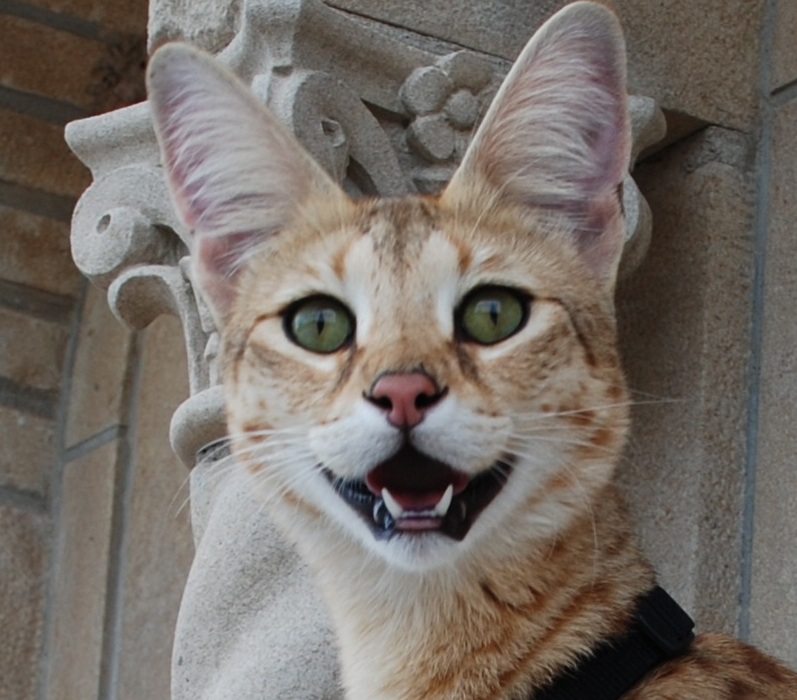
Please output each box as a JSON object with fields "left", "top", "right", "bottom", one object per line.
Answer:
{"left": 533, "top": 586, "right": 695, "bottom": 700}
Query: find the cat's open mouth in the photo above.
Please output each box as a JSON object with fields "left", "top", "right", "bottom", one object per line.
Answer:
{"left": 324, "top": 445, "right": 511, "bottom": 541}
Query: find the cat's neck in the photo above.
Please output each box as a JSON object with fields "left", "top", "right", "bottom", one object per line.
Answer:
{"left": 305, "top": 484, "right": 654, "bottom": 700}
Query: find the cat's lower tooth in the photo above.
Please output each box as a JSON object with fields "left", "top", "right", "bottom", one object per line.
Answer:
{"left": 381, "top": 488, "right": 405, "bottom": 520}
{"left": 435, "top": 484, "right": 454, "bottom": 517}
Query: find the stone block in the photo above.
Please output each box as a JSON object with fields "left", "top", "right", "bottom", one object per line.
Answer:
{"left": 748, "top": 98, "right": 797, "bottom": 667}
{"left": 617, "top": 126, "right": 756, "bottom": 634}
{"left": 0, "top": 109, "right": 91, "bottom": 198}
{"left": 45, "top": 440, "right": 120, "bottom": 700}
{"left": 0, "top": 504, "right": 48, "bottom": 700}
{"left": 619, "top": 0, "right": 765, "bottom": 130}
{"left": 115, "top": 315, "right": 193, "bottom": 700}
{"left": 771, "top": 0, "right": 797, "bottom": 91}
{"left": 0, "top": 16, "right": 107, "bottom": 111}
{"left": 327, "top": 0, "right": 558, "bottom": 63}
{"left": 0, "top": 207, "right": 82, "bottom": 298}
{"left": 0, "top": 406, "right": 55, "bottom": 495}
{"left": 0, "top": 307, "right": 70, "bottom": 392}
{"left": 148, "top": 0, "right": 241, "bottom": 53}
{"left": 65, "top": 283, "right": 133, "bottom": 448}
{"left": 172, "top": 470, "right": 340, "bottom": 700}
{"left": 328, "top": 0, "right": 765, "bottom": 129}
{"left": 25, "top": 0, "right": 149, "bottom": 35}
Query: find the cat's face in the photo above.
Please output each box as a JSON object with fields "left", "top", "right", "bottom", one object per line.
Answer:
{"left": 217, "top": 190, "right": 628, "bottom": 569}
{"left": 147, "top": 2, "right": 631, "bottom": 571}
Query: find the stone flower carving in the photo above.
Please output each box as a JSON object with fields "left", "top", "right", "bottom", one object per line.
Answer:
{"left": 401, "top": 52, "right": 493, "bottom": 191}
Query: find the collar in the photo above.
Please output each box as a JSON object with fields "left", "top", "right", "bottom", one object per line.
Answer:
{"left": 532, "top": 586, "right": 695, "bottom": 700}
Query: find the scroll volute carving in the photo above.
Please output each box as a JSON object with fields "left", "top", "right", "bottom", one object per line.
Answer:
{"left": 67, "top": 0, "right": 665, "bottom": 469}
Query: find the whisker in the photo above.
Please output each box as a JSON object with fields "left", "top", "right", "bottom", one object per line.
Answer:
{"left": 626, "top": 388, "right": 685, "bottom": 403}
{"left": 513, "top": 399, "right": 644, "bottom": 421}
{"left": 508, "top": 431, "right": 618, "bottom": 458}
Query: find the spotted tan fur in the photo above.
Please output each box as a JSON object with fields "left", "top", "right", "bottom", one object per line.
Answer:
{"left": 148, "top": 3, "right": 797, "bottom": 698}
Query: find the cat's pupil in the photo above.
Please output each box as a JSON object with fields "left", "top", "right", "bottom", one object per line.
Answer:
{"left": 459, "top": 286, "right": 527, "bottom": 345}
{"left": 484, "top": 301, "right": 500, "bottom": 326}
{"left": 285, "top": 296, "right": 354, "bottom": 354}
{"left": 315, "top": 313, "right": 326, "bottom": 335}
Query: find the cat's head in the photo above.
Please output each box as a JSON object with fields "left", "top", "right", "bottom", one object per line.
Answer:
{"left": 148, "top": 1, "right": 631, "bottom": 571}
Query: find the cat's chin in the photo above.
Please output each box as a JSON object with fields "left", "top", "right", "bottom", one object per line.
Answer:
{"left": 322, "top": 445, "right": 512, "bottom": 545}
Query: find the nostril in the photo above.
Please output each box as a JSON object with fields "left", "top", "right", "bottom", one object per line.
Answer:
{"left": 415, "top": 386, "right": 446, "bottom": 409}
{"left": 372, "top": 395, "right": 393, "bottom": 410}
{"left": 367, "top": 372, "right": 445, "bottom": 429}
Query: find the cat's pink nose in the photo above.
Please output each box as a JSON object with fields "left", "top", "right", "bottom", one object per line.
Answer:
{"left": 367, "top": 372, "right": 444, "bottom": 429}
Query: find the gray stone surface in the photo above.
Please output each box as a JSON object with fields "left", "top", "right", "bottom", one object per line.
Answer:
{"left": 328, "top": 0, "right": 766, "bottom": 130}
{"left": 444, "top": 89, "right": 479, "bottom": 129}
{"left": 407, "top": 114, "right": 455, "bottom": 163}
{"left": 0, "top": 505, "right": 47, "bottom": 700}
{"left": 771, "top": 0, "right": 797, "bottom": 92}
{"left": 173, "top": 464, "right": 341, "bottom": 700}
{"left": 148, "top": 0, "right": 242, "bottom": 53}
{"left": 400, "top": 66, "right": 452, "bottom": 115}
{"left": 0, "top": 208, "right": 82, "bottom": 298}
{"left": 115, "top": 315, "right": 193, "bottom": 700}
{"left": 0, "top": 308, "right": 69, "bottom": 392}
{"left": 46, "top": 442, "right": 120, "bottom": 700}
{"left": 617, "top": 126, "right": 756, "bottom": 635}
{"left": 65, "top": 284, "right": 134, "bottom": 449}
{"left": 326, "top": 0, "right": 562, "bottom": 64}
{"left": 749, "top": 98, "right": 797, "bottom": 667}
{"left": 0, "top": 407, "right": 55, "bottom": 496}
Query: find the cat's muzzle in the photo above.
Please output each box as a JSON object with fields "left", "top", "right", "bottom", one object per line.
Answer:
{"left": 324, "top": 445, "right": 511, "bottom": 541}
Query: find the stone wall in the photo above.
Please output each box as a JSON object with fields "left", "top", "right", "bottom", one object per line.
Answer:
{"left": 618, "top": 0, "right": 797, "bottom": 663}
{"left": 2, "top": 0, "right": 797, "bottom": 698}
{"left": 0, "top": 1, "right": 193, "bottom": 699}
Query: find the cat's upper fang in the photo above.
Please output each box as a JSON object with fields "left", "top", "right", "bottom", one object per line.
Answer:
{"left": 382, "top": 488, "right": 405, "bottom": 520}
{"left": 435, "top": 484, "right": 454, "bottom": 517}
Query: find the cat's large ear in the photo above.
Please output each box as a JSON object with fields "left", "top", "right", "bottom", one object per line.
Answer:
{"left": 443, "top": 2, "right": 630, "bottom": 286}
{"left": 147, "top": 43, "right": 345, "bottom": 324}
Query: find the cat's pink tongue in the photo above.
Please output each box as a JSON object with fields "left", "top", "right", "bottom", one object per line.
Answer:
{"left": 382, "top": 488, "right": 447, "bottom": 511}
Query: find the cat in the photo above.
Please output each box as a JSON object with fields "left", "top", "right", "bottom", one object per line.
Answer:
{"left": 147, "top": 2, "right": 797, "bottom": 698}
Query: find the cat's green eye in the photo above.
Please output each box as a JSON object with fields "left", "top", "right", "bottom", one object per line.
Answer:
{"left": 285, "top": 296, "right": 354, "bottom": 353}
{"left": 459, "top": 286, "right": 528, "bottom": 345}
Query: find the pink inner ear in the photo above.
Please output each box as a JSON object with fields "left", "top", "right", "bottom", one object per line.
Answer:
{"left": 494, "top": 50, "right": 628, "bottom": 206}
{"left": 197, "top": 232, "right": 259, "bottom": 280}
{"left": 580, "top": 87, "right": 628, "bottom": 195}
{"left": 192, "top": 231, "right": 262, "bottom": 320}
{"left": 160, "top": 115, "right": 251, "bottom": 234}
{"left": 574, "top": 189, "right": 626, "bottom": 279}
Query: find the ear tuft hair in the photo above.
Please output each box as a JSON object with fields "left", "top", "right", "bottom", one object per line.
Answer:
{"left": 444, "top": 2, "right": 630, "bottom": 285}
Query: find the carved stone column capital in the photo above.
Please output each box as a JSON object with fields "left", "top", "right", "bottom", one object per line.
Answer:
{"left": 67, "top": 0, "right": 665, "bottom": 475}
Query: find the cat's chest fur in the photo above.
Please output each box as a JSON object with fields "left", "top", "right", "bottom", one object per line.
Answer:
{"left": 147, "top": 1, "right": 797, "bottom": 698}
